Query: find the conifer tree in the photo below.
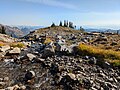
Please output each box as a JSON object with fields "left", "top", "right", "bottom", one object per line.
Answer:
{"left": 69, "top": 21, "right": 74, "bottom": 28}
{"left": 0, "top": 26, "right": 6, "bottom": 34}
{"left": 80, "top": 26, "right": 85, "bottom": 32}
{"left": 59, "top": 21, "right": 62, "bottom": 26}
{"left": 51, "top": 23, "right": 56, "bottom": 27}
{"left": 64, "top": 20, "right": 67, "bottom": 27}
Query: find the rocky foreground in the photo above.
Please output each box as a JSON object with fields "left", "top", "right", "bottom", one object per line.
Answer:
{"left": 0, "top": 28, "right": 120, "bottom": 90}
{"left": 0, "top": 44, "right": 120, "bottom": 90}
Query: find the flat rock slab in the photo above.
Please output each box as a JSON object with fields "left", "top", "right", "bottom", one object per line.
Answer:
{"left": 9, "top": 47, "right": 21, "bottom": 54}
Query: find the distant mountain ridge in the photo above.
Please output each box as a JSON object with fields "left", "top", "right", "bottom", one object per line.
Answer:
{"left": 0, "top": 24, "right": 24, "bottom": 38}
{"left": 16, "top": 26, "right": 44, "bottom": 35}
{"left": 85, "top": 28, "right": 120, "bottom": 34}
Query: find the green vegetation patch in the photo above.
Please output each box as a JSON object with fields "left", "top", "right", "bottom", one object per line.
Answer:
{"left": 10, "top": 42, "right": 25, "bottom": 48}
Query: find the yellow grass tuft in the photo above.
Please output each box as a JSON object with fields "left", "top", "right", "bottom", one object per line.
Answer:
{"left": 109, "top": 60, "right": 120, "bottom": 67}
{"left": 77, "top": 44, "right": 120, "bottom": 65}
{"left": 0, "top": 41, "right": 5, "bottom": 46}
{"left": 44, "top": 38, "right": 52, "bottom": 44}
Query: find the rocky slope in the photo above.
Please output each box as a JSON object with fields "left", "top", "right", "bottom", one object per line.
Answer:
{"left": 0, "top": 26, "right": 120, "bottom": 90}
{"left": 0, "top": 40, "right": 120, "bottom": 90}
{"left": 0, "top": 34, "right": 16, "bottom": 43}
{"left": 26, "top": 26, "right": 82, "bottom": 37}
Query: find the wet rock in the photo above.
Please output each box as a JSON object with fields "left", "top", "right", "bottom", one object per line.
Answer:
{"left": 0, "top": 45, "right": 10, "bottom": 52}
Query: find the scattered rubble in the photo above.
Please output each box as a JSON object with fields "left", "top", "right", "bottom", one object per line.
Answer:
{"left": 0, "top": 30, "right": 120, "bottom": 90}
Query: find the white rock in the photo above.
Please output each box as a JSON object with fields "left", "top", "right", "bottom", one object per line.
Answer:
{"left": 20, "top": 85, "right": 26, "bottom": 90}
{"left": 0, "top": 45, "right": 10, "bottom": 52}
{"left": 4, "top": 59, "right": 14, "bottom": 63}
{"left": 6, "top": 87, "right": 14, "bottom": 90}
{"left": 9, "top": 47, "right": 21, "bottom": 54}
{"left": 4, "top": 77, "right": 9, "bottom": 82}
{"left": 0, "top": 82, "right": 5, "bottom": 86}
{"left": 29, "top": 71, "right": 36, "bottom": 77}
{"left": 68, "top": 73, "right": 76, "bottom": 80}
{"left": 26, "top": 53, "right": 36, "bottom": 61}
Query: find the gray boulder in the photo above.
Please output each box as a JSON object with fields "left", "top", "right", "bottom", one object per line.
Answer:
{"left": 42, "top": 44, "right": 55, "bottom": 58}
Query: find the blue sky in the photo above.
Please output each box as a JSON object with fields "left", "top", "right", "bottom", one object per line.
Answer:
{"left": 1, "top": 0, "right": 120, "bottom": 29}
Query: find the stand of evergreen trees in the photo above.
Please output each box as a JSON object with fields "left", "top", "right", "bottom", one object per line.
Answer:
{"left": 51, "top": 20, "right": 85, "bottom": 31}
{"left": 0, "top": 26, "right": 6, "bottom": 34}
{"left": 51, "top": 20, "right": 75, "bottom": 29}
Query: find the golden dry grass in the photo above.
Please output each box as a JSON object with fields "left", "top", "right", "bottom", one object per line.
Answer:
{"left": 0, "top": 41, "right": 5, "bottom": 46}
{"left": 109, "top": 60, "right": 120, "bottom": 67}
{"left": 44, "top": 38, "right": 52, "bottom": 44}
{"left": 77, "top": 43, "right": 120, "bottom": 66}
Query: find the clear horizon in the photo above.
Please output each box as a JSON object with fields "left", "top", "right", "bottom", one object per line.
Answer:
{"left": 1, "top": 0, "right": 120, "bottom": 29}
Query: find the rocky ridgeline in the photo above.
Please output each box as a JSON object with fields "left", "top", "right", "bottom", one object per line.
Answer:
{"left": 0, "top": 32, "right": 120, "bottom": 90}
{"left": 26, "top": 26, "right": 120, "bottom": 51}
